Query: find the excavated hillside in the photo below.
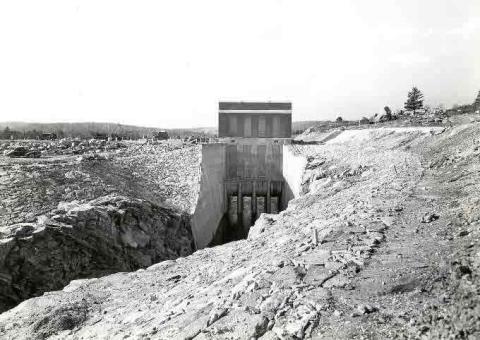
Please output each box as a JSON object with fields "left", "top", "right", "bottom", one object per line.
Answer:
{"left": 0, "top": 194, "right": 194, "bottom": 313}
{"left": 1, "top": 121, "right": 480, "bottom": 339}
{"left": 0, "top": 141, "right": 201, "bottom": 313}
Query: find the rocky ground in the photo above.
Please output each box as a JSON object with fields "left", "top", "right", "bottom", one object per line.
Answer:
{"left": 0, "top": 140, "right": 201, "bottom": 313}
{"left": 0, "top": 119, "right": 478, "bottom": 339}
{"left": 0, "top": 194, "right": 194, "bottom": 313}
{"left": 0, "top": 140, "right": 201, "bottom": 227}
{"left": 1, "top": 138, "right": 129, "bottom": 158}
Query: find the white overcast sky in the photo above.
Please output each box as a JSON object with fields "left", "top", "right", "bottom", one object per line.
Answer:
{"left": 0, "top": 0, "right": 479, "bottom": 128}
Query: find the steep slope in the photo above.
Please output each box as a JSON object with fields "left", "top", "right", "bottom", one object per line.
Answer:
{"left": 1, "top": 124, "right": 479, "bottom": 339}
{"left": 0, "top": 194, "right": 194, "bottom": 313}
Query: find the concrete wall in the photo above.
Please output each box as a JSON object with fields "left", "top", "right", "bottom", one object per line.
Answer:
{"left": 190, "top": 144, "right": 226, "bottom": 249}
{"left": 225, "top": 142, "right": 284, "bottom": 180}
{"left": 281, "top": 145, "right": 307, "bottom": 208}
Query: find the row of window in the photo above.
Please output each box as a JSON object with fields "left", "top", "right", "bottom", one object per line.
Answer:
{"left": 219, "top": 114, "right": 291, "bottom": 138}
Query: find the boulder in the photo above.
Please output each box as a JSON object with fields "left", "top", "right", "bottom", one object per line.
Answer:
{"left": 5, "top": 147, "right": 28, "bottom": 157}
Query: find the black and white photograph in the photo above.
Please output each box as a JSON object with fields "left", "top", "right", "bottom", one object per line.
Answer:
{"left": 0, "top": 1, "right": 479, "bottom": 339}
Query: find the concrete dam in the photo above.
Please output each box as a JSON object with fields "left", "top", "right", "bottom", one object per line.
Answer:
{"left": 190, "top": 102, "right": 306, "bottom": 249}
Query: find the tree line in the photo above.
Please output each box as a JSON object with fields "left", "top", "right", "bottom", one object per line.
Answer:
{"left": 0, "top": 122, "right": 216, "bottom": 140}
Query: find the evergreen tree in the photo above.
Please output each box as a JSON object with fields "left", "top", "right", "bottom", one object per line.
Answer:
{"left": 404, "top": 87, "right": 424, "bottom": 114}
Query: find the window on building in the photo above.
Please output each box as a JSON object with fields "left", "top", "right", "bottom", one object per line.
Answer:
{"left": 258, "top": 117, "right": 266, "bottom": 137}
{"left": 229, "top": 116, "right": 237, "bottom": 136}
{"left": 273, "top": 116, "right": 280, "bottom": 137}
{"left": 244, "top": 116, "right": 252, "bottom": 137}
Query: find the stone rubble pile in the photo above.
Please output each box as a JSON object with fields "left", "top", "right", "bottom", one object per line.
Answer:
{"left": 0, "top": 142, "right": 201, "bottom": 227}
{"left": 0, "top": 139, "right": 128, "bottom": 158}
{"left": 113, "top": 143, "right": 201, "bottom": 212}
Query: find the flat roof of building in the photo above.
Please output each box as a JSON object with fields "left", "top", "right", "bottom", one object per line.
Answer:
{"left": 219, "top": 102, "right": 292, "bottom": 111}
